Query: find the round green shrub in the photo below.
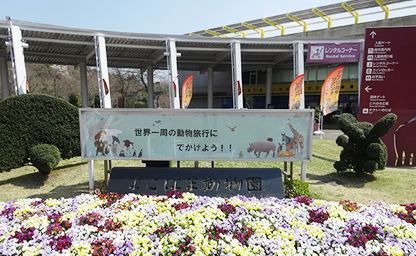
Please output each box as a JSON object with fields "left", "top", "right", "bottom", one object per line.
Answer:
{"left": 29, "top": 144, "right": 61, "bottom": 175}
{"left": 0, "top": 94, "right": 80, "bottom": 172}
{"left": 284, "top": 179, "right": 311, "bottom": 198}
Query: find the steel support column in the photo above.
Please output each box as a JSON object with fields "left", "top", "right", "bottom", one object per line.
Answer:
{"left": 231, "top": 42, "right": 243, "bottom": 109}
{"left": 293, "top": 42, "right": 307, "bottom": 181}
{"left": 265, "top": 67, "right": 273, "bottom": 108}
{"left": 0, "top": 55, "right": 10, "bottom": 99}
{"left": 7, "top": 26, "right": 27, "bottom": 95}
{"left": 166, "top": 39, "right": 180, "bottom": 109}
{"left": 147, "top": 65, "right": 154, "bottom": 108}
{"left": 79, "top": 60, "right": 89, "bottom": 108}
{"left": 88, "top": 160, "right": 94, "bottom": 190}
{"left": 94, "top": 35, "right": 111, "bottom": 108}
{"left": 207, "top": 68, "right": 213, "bottom": 108}
{"left": 293, "top": 42, "right": 305, "bottom": 109}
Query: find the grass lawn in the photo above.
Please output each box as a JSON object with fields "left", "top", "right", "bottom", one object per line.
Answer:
{"left": 1, "top": 139, "right": 415, "bottom": 204}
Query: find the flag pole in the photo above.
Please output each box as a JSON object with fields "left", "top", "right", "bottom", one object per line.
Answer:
{"left": 320, "top": 113, "right": 324, "bottom": 139}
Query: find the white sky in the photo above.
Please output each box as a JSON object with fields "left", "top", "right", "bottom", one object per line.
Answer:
{"left": 1, "top": 0, "right": 415, "bottom": 36}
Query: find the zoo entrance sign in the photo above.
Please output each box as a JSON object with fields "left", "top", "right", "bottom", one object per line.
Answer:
{"left": 79, "top": 109, "right": 313, "bottom": 162}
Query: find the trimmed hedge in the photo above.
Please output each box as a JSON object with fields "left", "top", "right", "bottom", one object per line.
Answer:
{"left": 284, "top": 179, "right": 311, "bottom": 198}
{"left": 29, "top": 144, "right": 61, "bottom": 175}
{"left": 331, "top": 113, "right": 397, "bottom": 176}
{"left": 0, "top": 94, "right": 80, "bottom": 172}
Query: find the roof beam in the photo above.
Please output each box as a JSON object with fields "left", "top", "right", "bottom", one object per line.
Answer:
{"left": 204, "top": 29, "right": 228, "bottom": 38}
{"left": 200, "top": 51, "right": 231, "bottom": 74}
{"left": 241, "top": 22, "right": 264, "bottom": 38}
{"left": 286, "top": 13, "right": 307, "bottom": 32}
{"left": 341, "top": 2, "right": 359, "bottom": 24}
{"left": 25, "top": 51, "right": 85, "bottom": 58}
{"left": 271, "top": 52, "right": 293, "bottom": 66}
{"left": 262, "top": 18, "right": 285, "bottom": 35}
{"left": 222, "top": 26, "right": 246, "bottom": 38}
{"left": 311, "top": 8, "right": 332, "bottom": 28}
{"left": 152, "top": 51, "right": 166, "bottom": 65}
{"left": 375, "top": 0, "right": 390, "bottom": 19}
{"left": 188, "top": 33, "right": 202, "bottom": 36}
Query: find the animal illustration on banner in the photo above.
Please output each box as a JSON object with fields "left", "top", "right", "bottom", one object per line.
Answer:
{"left": 88, "top": 117, "right": 139, "bottom": 158}
{"left": 247, "top": 138, "right": 276, "bottom": 158}
{"left": 286, "top": 119, "right": 304, "bottom": 157}
{"left": 394, "top": 116, "right": 416, "bottom": 166}
{"left": 280, "top": 133, "right": 295, "bottom": 157}
{"left": 182, "top": 74, "right": 193, "bottom": 109}
{"left": 288, "top": 74, "right": 304, "bottom": 109}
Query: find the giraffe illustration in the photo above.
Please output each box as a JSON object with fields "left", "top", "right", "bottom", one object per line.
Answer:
{"left": 286, "top": 119, "right": 304, "bottom": 157}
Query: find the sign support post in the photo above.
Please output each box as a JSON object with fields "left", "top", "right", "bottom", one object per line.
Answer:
{"left": 231, "top": 41, "right": 244, "bottom": 109}
{"left": 166, "top": 39, "right": 180, "bottom": 109}
{"left": 7, "top": 25, "right": 28, "bottom": 95}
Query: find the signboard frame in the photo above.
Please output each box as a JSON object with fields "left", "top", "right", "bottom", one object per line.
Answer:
{"left": 307, "top": 43, "right": 360, "bottom": 63}
{"left": 358, "top": 26, "right": 416, "bottom": 166}
{"left": 79, "top": 108, "right": 314, "bottom": 162}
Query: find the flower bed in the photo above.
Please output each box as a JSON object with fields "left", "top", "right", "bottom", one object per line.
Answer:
{"left": 0, "top": 192, "right": 415, "bottom": 256}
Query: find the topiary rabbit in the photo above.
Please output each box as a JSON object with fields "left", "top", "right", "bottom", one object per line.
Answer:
{"left": 331, "top": 113, "right": 397, "bottom": 176}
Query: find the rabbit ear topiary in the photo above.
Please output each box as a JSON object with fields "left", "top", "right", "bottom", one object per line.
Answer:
{"left": 331, "top": 113, "right": 397, "bottom": 176}
{"left": 29, "top": 144, "right": 61, "bottom": 175}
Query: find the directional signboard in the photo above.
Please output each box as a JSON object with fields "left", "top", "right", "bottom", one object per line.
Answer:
{"left": 358, "top": 27, "right": 416, "bottom": 166}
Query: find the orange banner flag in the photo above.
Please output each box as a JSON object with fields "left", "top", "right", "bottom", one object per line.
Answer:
{"left": 320, "top": 66, "right": 344, "bottom": 116}
{"left": 181, "top": 74, "right": 193, "bottom": 109}
{"left": 288, "top": 74, "right": 304, "bottom": 109}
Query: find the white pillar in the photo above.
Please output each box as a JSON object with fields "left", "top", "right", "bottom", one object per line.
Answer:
{"left": 265, "top": 67, "right": 273, "bottom": 108}
{"left": 79, "top": 60, "right": 89, "bottom": 108}
{"left": 301, "top": 162, "right": 307, "bottom": 182}
{"left": 8, "top": 26, "right": 27, "bottom": 95}
{"left": 88, "top": 160, "right": 94, "bottom": 190}
{"left": 294, "top": 43, "right": 307, "bottom": 180}
{"left": 147, "top": 66, "right": 154, "bottom": 108}
{"left": 231, "top": 41, "right": 244, "bottom": 109}
{"left": 166, "top": 39, "right": 180, "bottom": 109}
{"left": 0, "top": 55, "right": 10, "bottom": 99}
{"left": 293, "top": 42, "right": 305, "bottom": 109}
{"left": 207, "top": 68, "right": 213, "bottom": 108}
{"left": 94, "top": 35, "right": 111, "bottom": 108}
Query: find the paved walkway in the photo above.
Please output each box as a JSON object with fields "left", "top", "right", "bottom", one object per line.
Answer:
{"left": 313, "top": 124, "right": 344, "bottom": 141}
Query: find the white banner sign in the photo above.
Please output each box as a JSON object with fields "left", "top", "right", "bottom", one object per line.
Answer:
{"left": 79, "top": 109, "right": 314, "bottom": 162}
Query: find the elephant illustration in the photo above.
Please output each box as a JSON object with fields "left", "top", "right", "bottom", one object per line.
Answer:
{"left": 395, "top": 118, "right": 416, "bottom": 166}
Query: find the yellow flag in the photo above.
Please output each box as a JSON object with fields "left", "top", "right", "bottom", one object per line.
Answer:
{"left": 181, "top": 74, "right": 193, "bottom": 109}
{"left": 320, "top": 66, "right": 344, "bottom": 116}
{"left": 288, "top": 74, "right": 304, "bottom": 109}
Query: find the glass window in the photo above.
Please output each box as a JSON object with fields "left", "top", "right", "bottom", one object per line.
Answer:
{"left": 317, "top": 67, "right": 328, "bottom": 81}
{"left": 282, "top": 69, "right": 293, "bottom": 83}
{"left": 342, "top": 65, "right": 349, "bottom": 80}
{"left": 348, "top": 65, "right": 359, "bottom": 80}
{"left": 307, "top": 67, "right": 316, "bottom": 83}
{"left": 273, "top": 71, "right": 282, "bottom": 83}
{"left": 257, "top": 71, "right": 267, "bottom": 85}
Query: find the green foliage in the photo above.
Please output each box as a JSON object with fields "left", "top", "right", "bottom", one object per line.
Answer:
{"left": 68, "top": 93, "right": 81, "bottom": 108}
{"left": 29, "top": 144, "right": 61, "bottom": 175}
{"left": 0, "top": 94, "right": 80, "bottom": 172}
{"left": 91, "top": 95, "right": 100, "bottom": 108}
{"left": 308, "top": 106, "right": 320, "bottom": 123}
{"left": 331, "top": 113, "right": 397, "bottom": 176}
{"left": 284, "top": 179, "right": 311, "bottom": 198}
